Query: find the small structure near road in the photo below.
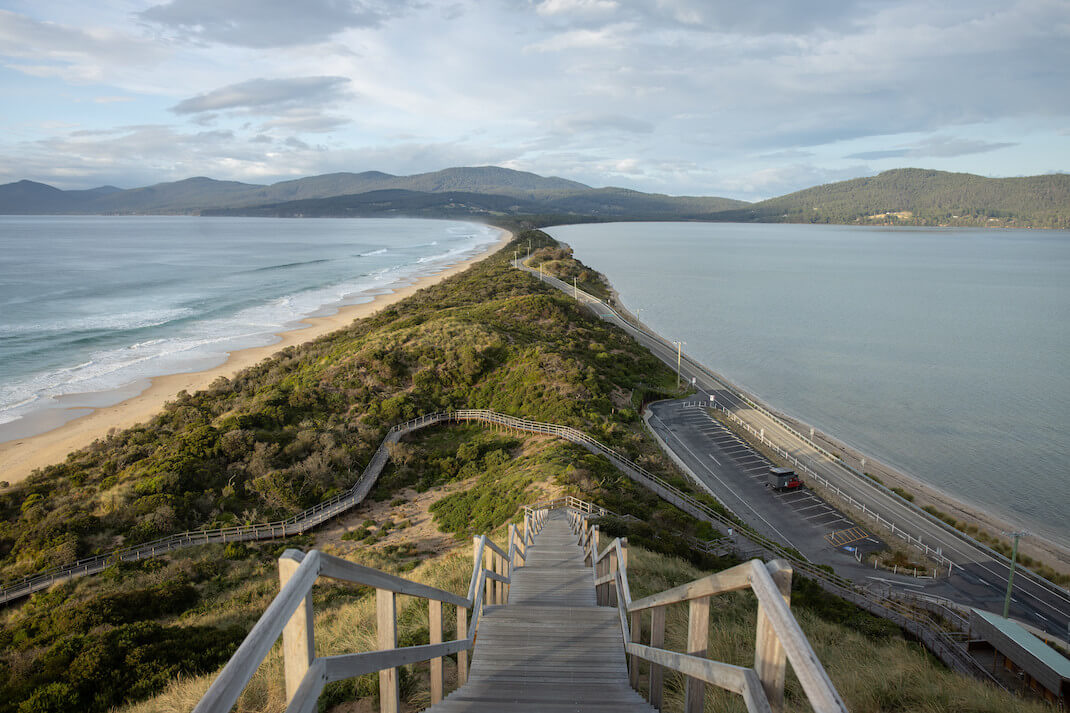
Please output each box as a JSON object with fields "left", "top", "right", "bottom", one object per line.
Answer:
{"left": 968, "top": 607, "right": 1070, "bottom": 706}
{"left": 768, "top": 466, "right": 802, "bottom": 490}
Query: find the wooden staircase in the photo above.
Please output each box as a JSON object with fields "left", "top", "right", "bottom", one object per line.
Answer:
{"left": 194, "top": 497, "right": 848, "bottom": 713}
{"left": 426, "top": 509, "right": 655, "bottom": 712}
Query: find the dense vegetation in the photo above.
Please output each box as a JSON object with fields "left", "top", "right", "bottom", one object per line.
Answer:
{"left": 714, "top": 168, "right": 1070, "bottom": 228}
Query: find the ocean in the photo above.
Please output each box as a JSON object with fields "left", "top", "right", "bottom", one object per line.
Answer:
{"left": 548, "top": 222, "right": 1070, "bottom": 544}
{"left": 0, "top": 216, "right": 499, "bottom": 440}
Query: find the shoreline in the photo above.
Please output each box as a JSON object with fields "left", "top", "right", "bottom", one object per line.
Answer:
{"left": 0, "top": 229, "right": 512, "bottom": 486}
{"left": 601, "top": 283, "right": 1070, "bottom": 576}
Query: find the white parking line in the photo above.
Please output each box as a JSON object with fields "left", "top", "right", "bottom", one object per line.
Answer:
{"left": 796, "top": 503, "right": 828, "bottom": 513}
{"left": 708, "top": 452, "right": 722, "bottom": 466}
{"left": 867, "top": 576, "right": 925, "bottom": 589}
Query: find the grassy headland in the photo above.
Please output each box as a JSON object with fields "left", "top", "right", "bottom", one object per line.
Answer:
{"left": 0, "top": 231, "right": 1040, "bottom": 712}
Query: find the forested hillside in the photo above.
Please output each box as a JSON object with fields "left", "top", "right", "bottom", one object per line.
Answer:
{"left": 714, "top": 169, "right": 1070, "bottom": 228}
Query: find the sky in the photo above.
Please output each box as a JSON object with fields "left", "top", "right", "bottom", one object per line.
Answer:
{"left": 0, "top": 0, "right": 1068, "bottom": 201}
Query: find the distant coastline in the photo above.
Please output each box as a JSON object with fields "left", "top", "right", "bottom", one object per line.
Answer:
{"left": 0, "top": 228, "right": 511, "bottom": 485}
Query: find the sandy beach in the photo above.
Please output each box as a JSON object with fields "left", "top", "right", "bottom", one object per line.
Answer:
{"left": 0, "top": 229, "right": 512, "bottom": 486}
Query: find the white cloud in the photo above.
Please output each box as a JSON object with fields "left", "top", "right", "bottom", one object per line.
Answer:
{"left": 0, "top": 9, "right": 165, "bottom": 82}
{"left": 172, "top": 77, "right": 352, "bottom": 114}
{"left": 0, "top": 0, "right": 1067, "bottom": 197}
{"left": 536, "top": 0, "right": 619, "bottom": 16}
{"left": 139, "top": 0, "right": 415, "bottom": 48}
{"left": 525, "top": 22, "right": 636, "bottom": 52}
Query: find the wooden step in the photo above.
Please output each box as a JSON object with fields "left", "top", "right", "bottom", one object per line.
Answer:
{"left": 423, "top": 511, "right": 653, "bottom": 712}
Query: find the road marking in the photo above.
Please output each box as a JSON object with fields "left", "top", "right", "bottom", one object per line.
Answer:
{"left": 867, "top": 576, "right": 925, "bottom": 589}
{"left": 649, "top": 413, "right": 799, "bottom": 549}
{"left": 707, "top": 452, "right": 722, "bottom": 466}
{"left": 826, "top": 527, "right": 869, "bottom": 547}
{"left": 796, "top": 503, "right": 828, "bottom": 513}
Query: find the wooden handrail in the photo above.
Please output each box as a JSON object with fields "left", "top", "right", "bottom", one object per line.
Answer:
{"left": 194, "top": 507, "right": 550, "bottom": 713}
{"left": 567, "top": 510, "right": 849, "bottom": 713}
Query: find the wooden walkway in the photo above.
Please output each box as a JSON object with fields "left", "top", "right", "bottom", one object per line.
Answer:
{"left": 426, "top": 510, "right": 655, "bottom": 712}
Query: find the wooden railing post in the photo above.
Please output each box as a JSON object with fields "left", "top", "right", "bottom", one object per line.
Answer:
{"left": 429, "top": 599, "right": 443, "bottom": 704}
{"left": 649, "top": 605, "right": 666, "bottom": 709}
{"left": 279, "top": 551, "right": 315, "bottom": 704}
{"left": 457, "top": 605, "right": 469, "bottom": 685}
{"left": 755, "top": 561, "right": 793, "bottom": 713}
{"left": 629, "top": 610, "right": 641, "bottom": 689}
{"left": 496, "top": 551, "right": 505, "bottom": 603}
{"left": 485, "top": 545, "right": 495, "bottom": 606}
{"left": 376, "top": 589, "right": 399, "bottom": 713}
{"left": 684, "top": 596, "right": 710, "bottom": 713}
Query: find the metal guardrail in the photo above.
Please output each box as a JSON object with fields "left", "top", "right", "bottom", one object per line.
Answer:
{"left": 518, "top": 259, "right": 1070, "bottom": 613}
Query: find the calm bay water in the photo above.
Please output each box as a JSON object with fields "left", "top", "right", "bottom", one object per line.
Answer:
{"left": 549, "top": 222, "right": 1070, "bottom": 543}
{"left": 0, "top": 216, "right": 499, "bottom": 439}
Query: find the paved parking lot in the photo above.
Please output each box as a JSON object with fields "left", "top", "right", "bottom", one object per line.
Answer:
{"left": 650, "top": 401, "right": 885, "bottom": 562}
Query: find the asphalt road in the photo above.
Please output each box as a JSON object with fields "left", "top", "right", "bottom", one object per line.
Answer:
{"left": 519, "top": 260, "right": 1070, "bottom": 639}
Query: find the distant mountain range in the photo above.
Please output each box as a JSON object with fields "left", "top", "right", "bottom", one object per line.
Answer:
{"left": 2, "top": 166, "right": 1067, "bottom": 228}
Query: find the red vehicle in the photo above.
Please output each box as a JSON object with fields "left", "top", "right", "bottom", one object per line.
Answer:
{"left": 768, "top": 467, "right": 802, "bottom": 490}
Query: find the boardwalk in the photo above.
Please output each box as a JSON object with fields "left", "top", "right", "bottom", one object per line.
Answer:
{"left": 427, "top": 510, "right": 655, "bottom": 712}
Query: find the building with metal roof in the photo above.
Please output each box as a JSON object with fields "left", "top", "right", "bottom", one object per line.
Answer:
{"left": 969, "top": 608, "right": 1070, "bottom": 706}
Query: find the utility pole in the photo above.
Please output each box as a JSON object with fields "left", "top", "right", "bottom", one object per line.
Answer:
{"left": 514, "top": 249, "right": 518, "bottom": 267}
{"left": 539, "top": 263, "right": 544, "bottom": 281}
{"left": 635, "top": 308, "right": 644, "bottom": 329}
{"left": 1002, "top": 531, "right": 1026, "bottom": 618}
{"left": 573, "top": 276, "right": 578, "bottom": 299}
{"left": 527, "top": 239, "right": 531, "bottom": 259}
{"left": 672, "top": 340, "right": 686, "bottom": 391}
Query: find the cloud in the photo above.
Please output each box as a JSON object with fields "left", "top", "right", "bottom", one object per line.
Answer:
{"left": 0, "top": 9, "right": 164, "bottom": 82}
{"left": 525, "top": 22, "right": 635, "bottom": 52}
{"left": 139, "top": 0, "right": 413, "bottom": 48}
{"left": 171, "top": 76, "right": 352, "bottom": 114}
{"left": 551, "top": 113, "right": 654, "bottom": 135}
{"left": 536, "top": 0, "right": 619, "bottom": 16}
{"left": 846, "top": 136, "right": 1018, "bottom": 160}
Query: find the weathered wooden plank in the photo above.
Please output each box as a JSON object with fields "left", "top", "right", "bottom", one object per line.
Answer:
{"left": 648, "top": 606, "right": 666, "bottom": 708}
{"left": 377, "top": 589, "right": 399, "bottom": 713}
{"left": 282, "top": 658, "right": 326, "bottom": 713}
{"left": 323, "top": 639, "right": 470, "bottom": 682}
{"left": 626, "top": 642, "right": 748, "bottom": 694}
{"left": 193, "top": 550, "right": 321, "bottom": 713}
{"left": 320, "top": 552, "right": 467, "bottom": 606}
{"left": 685, "top": 595, "right": 710, "bottom": 713}
{"left": 755, "top": 560, "right": 792, "bottom": 713}
{"left": 457, "top": 606, "right": 468, "bottom": 685}
{"left": 748, "top": 561, "right": 849, "bottom": 713}
{"left": 429, "top": 599, "right": 443, "bottom": 704}
{"left": 279, "top": 552, "right": 315, "bottom": 704}
{"left": 629, "top": 560, "right": 755, "bottom": 612}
